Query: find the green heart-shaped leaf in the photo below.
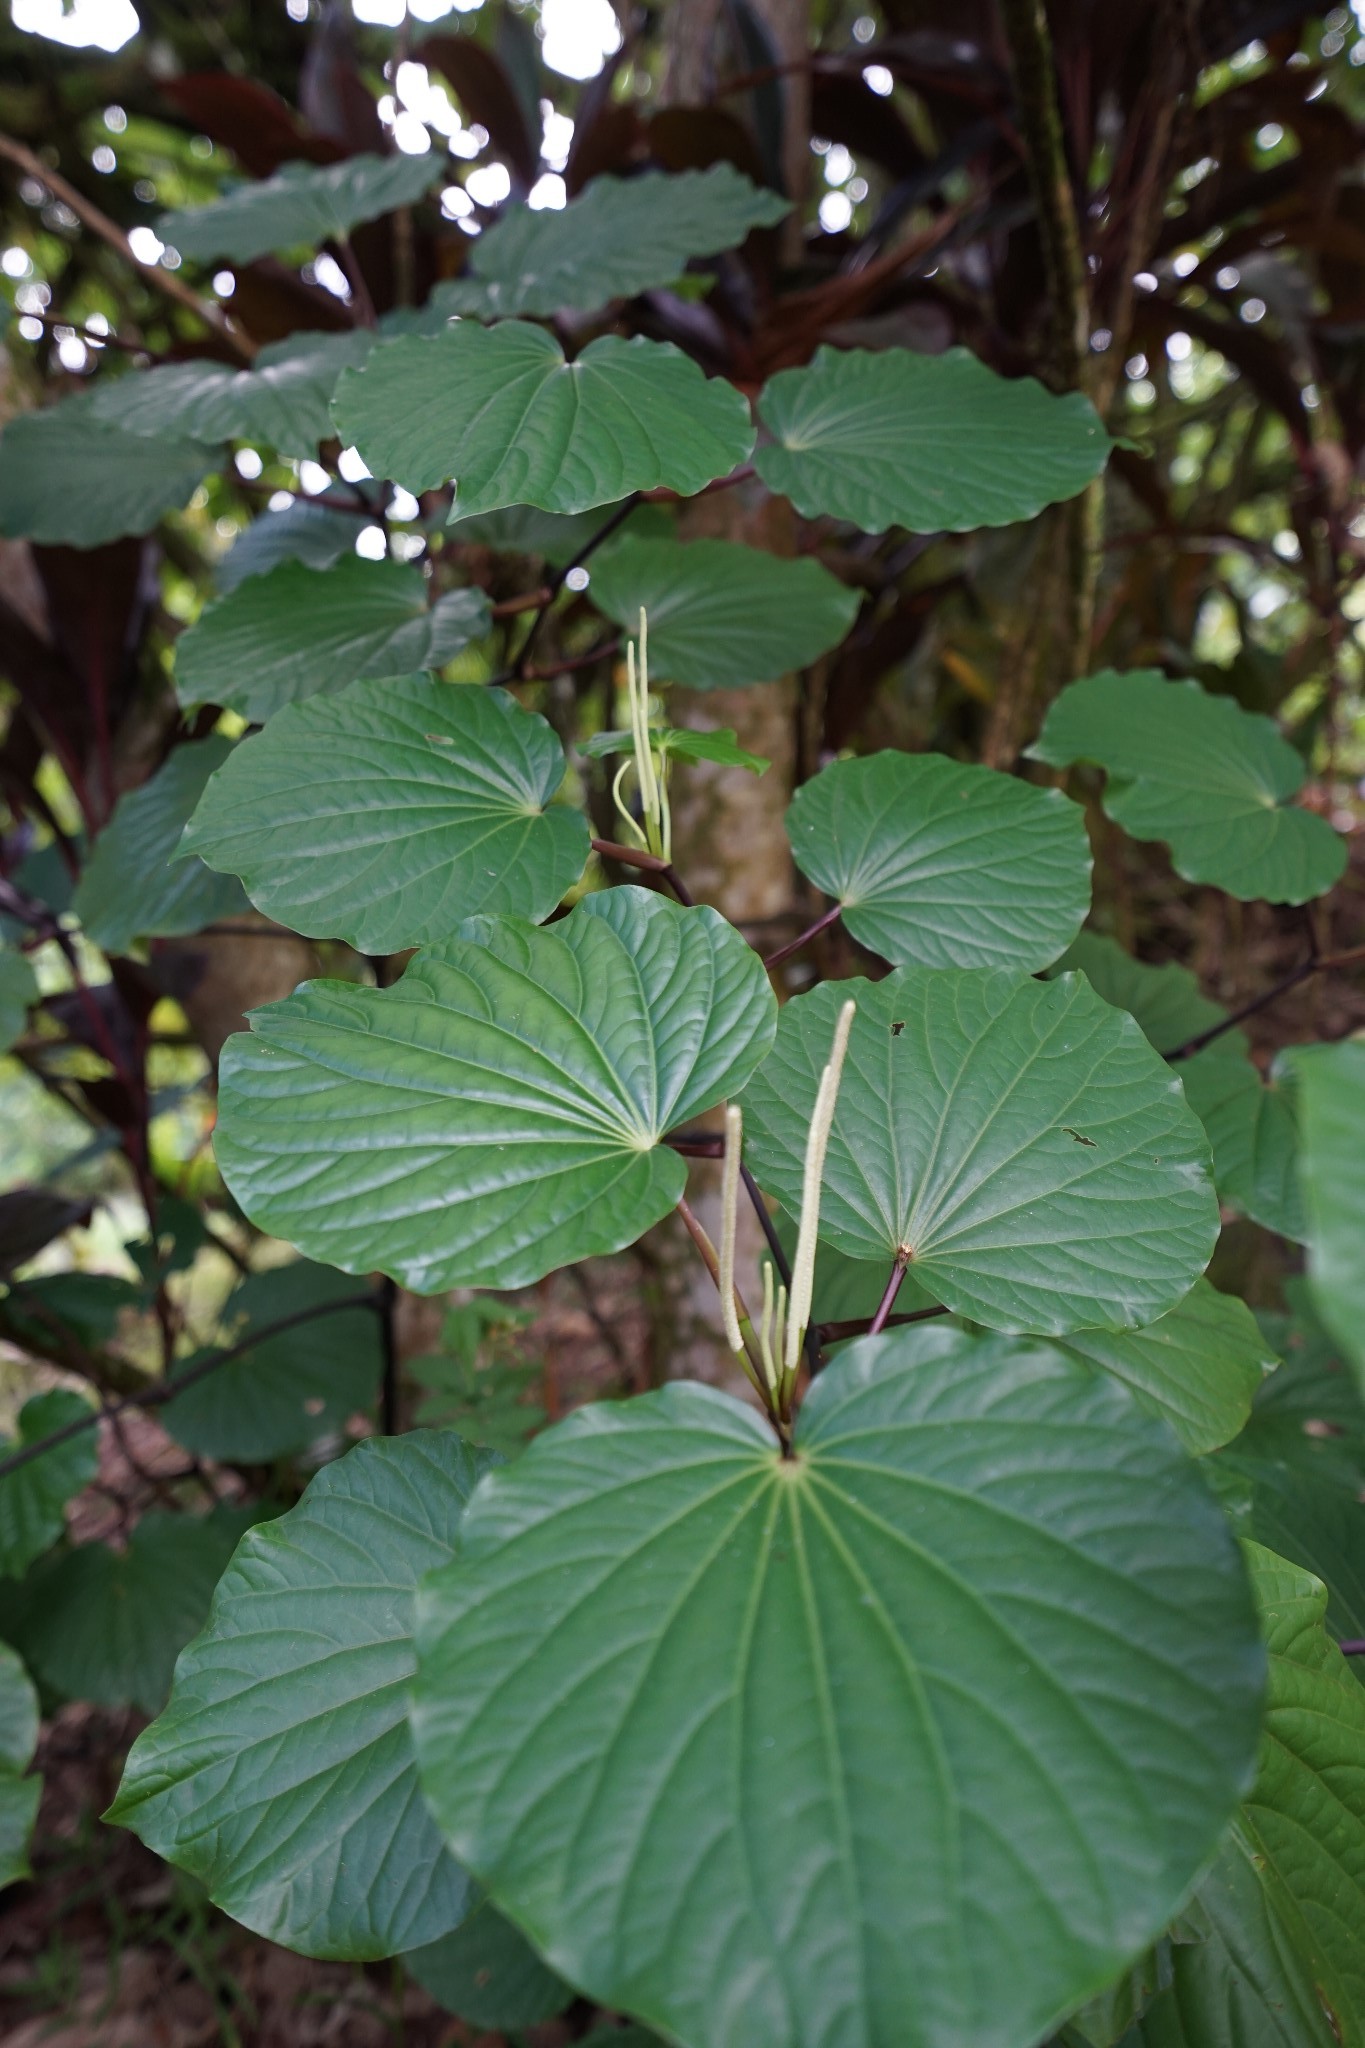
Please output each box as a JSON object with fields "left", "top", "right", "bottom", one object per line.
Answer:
{"left": 582, "top": 726, "right": 770, "bottom": 774}
{"left": 0, "top": 1390, "right": 97, "bottom": 1578}
{"left": 218, "top": 495, "right": 361, "bottom": 592}
{"left": 89, "top": 331, "right": 376, "bottom": 459}
{"left": 160, "top": 1262, "right": 381, "bottom": 1462}
{"left": 412, "top": 1325, "right": 1263, "bottom": 2048}
{"left": 109, "top": 1433, "right": 489, "bottom": 1959}
{"left": 214, "top": 888, "right": 776, "bottom": 1292}
{"left": 740, "top": 969, "right": 1218, "bottom": 1333}
{"left": 1046, "top": 934, "right": 1226, "bottom": 1055}
{"left": 175, "top": 556, "right": 490, "bottom": 723}
{"left": 72, "top": 737, "right": 248, "bottom": 953}
{"left": 1028, "top": 671, "right": 1345, "bottom": 905}
{"left": 1291, "top": 1038, "right": 1365, "bottom": 1396}
{"left": 1053, "top": 1280, "right": 1273, "bottom": 1456}
{"left": 788, "top": 751, "right": 1092, "bottom": 971}
{"left": 436, "top": 164, "right": 789, "bottom": 317}
{"left": 184, "top": 676, "right": 589, "bottom": 952}
{"left": 332, "top": 324, "right": 754, "bottom": 513}
{"left": 0, "top": 392, "right": 215, "bottom": 547}
{"left": 1181, "top": 1039, "right": 1305, "bottom": 1242}
{"left": 584, "top": 537, "right": 859, "bottom": 687}
{"left": 754, "top": 345, "right": 1110, "bottom": 534}
{"left": 158, "top": 152, "right": 446, "bottom": 263}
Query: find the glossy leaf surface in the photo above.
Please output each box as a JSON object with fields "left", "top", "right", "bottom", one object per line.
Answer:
{"left": 1054, "top": 1280, "right": 1272, "bottom": 1455}
{"left": 110, "top": 1434, "right": 488, "bottom": 1958}
{"left": 0, "top": 393, "right": 215, "bottom": 547}
{"left": 175, "top": 556, "right": 490, "bottom": 723}
{"left": 158, "top": 152, "right": 445, "bottom": 262}
{"left": 1046, "top": 935, "right": 1225, "bottom": 1055}
{"left": 585, "top": 537, "right": 859, "bottom": 687}
{"left": 438, "top": 164, "right": 789, "bottom": 316}
{"left": 1181, "top": 1039, "right": 1305, "bottom": 1242}
{"left": 160, "top": 1262, "right": 381, "bottom": 1462}
{"left": 755, "top": 346, "right": 1110, "bottom": 534}
{"left": 1029, "top": 672, "right": 1345, "bottom": 905}
{"left": 1292, "top": 1040, "right": 1365, "bottom": 1394}
{"left": 72, "top": 737, "right": 248, "bottom": 952}
{"left": 413, "top": 1327, "right": 1263, "bottom": 2048}
{"left": 333, "top": 324, "right": 754, "bottom": 513}
{"left": 0, "top": 1390, "right": 98, "bottom": 1577}
{"left": 741, "top": 970, "right": 1218, "bottom": 1334}
{"left": 217, "top": 495, "right": 361, "bottom": 591}
{"left": 787, "top": 751, "right": 1092, "bottom": 971}
{"left": 88, "top": 331, "right": 376, "bottom": 460}
{"left": 215, "top": 889, "right": 776, "bottom": 1292}
{"left": 184, "top": 676, "right": 589, "bottom": 951}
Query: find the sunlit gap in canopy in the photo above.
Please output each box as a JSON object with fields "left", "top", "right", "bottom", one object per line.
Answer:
{"left": 10, "top": 0, "right": 139, "bottom": 51}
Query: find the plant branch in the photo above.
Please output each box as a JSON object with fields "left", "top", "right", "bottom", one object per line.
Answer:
{"left": 590, "top": 837, "right": 694, "bottom": 906}
{"left": 1166, "top": 943, "right": 1365, "bottom": 1063}
{"left": 378, "top": 1274, "right": 400, "bottom": 1435}
{"left": 0, "top": 132, "right": 255, "bottom": 362}
{"left": 764, "top": 902, "right": 842, "bottom": 971}
{"left": 512, "top": 494, "right": 641, "bottom": 679}
{"left": 815, "top": 1306, "right": 950, "bottom": 1343}
{"left": 994, "top": 0, "right": 1087, "bottom": 393}
{"left": 868, "top": 1256, "right": 910, "bottom": 1337}
{"left": 0, "top": 1289, "right": 381, "bottom": 1482}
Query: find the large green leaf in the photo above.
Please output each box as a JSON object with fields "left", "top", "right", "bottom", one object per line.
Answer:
{"left": 160, "top": 1261, "right": 381, "bottom": 1463}
{"left": 332, "top": 323, "right": 754, "bottom": 514}
{"left": 0, "top": 1643, "right": 39, "bottom": 1890}
{"left": 1238, "top": 1544, "right": 1365, "bottom": 2043}
{"left": 215, "top": 888, "right": 776, "bottom": 1293}
{"left": 1291, "top": 1039, "right": 1365, "bottom": 1395}
{"left": 0, "top": 947, "right": 38, "bottom": 1054}
{"left": 740, "top": 969, "right": 1218, "bottom": 1334}
{"left": 1052, "top": 1280, "right": 1272, "bottom": 1457}
{"left": 0, "top": 392, "right": 215, "bottom": 547}
{"left": 217, "top": 495, "right": 361, "bottom": 592}
{"left": 7, "top": 1506, "right": 256, "bottom": 1712}
{"left": 1028, "top": 673, "right": 1345, "bottom": 905}
{"left": 437, "top": 164, "right": 789, "bottom": 317}
{"left": 1123, "top": 1823, "right": 1343, "bottom": 2048}
{"left": 406, "top": 1900, "right": 572, "bottom": 2025}
{"left": 158, "top": 153, "right": 446, "bottom": 263}
{"left": 72, "top": 737, "right": 248, "bottom": 953}
{"left": 89, "top": 331, "right": 376, "bottom": 460}
{"left": 1046, "top": 934, "right": 1226, "bottom": 1055}
{"left": 412, "top": 1325, "right": 1263, "bottom": 2048}
{"left": 754, "top": 345, "right": 1110, "bottom": 535}
{"left": 1181, "top": 1039, "right": 1304, "bottom": 1242}
{"left": 585, "top": 536, "right": 858, "bottom": 687}
{"left": 175, "top": 556, "right": 490, "bottom": 724}
{"left": 787, "top": 751, "right": 1091, "bottom": 972}
{"left": 183, "top": 676, "right": 589, "bottom": 952}
{"left": 109, "top": 1434, "right": 488, "bottom": 1960}
{"left": 0, "top": 1389, "right": 98, "bottom": 1577}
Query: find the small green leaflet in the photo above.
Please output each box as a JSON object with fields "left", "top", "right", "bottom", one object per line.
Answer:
{"left": 217, "top": 495, "right": 362, "bottom": 592}
{"left": 434, "top": 164, "right": 789, "bottom": 317}
{"left": 0, "top": 1390, "right": 97, "bottom": 1577}
{"left": 109, "top": 1434, "right": 489, "bottom": 1960}
{"left": 412, "top": 1327, "right": 1263, "bottom": 2048}
{"left": 1028, "top": 671, "right": 1345, "bottom": 905}
{"left": 1180, "top": 1037, "right": 1305, "bottom": 1242}
{"left": 741, "top": 969, "right": 1218, "bottom": 1334}
{"left": 184, "top": 676, "right": 589, "bottom": 952}
{"left": 0, "top": 392, "right": 216, "bottom": 548}
{"left": 175, "top": 556, "right": 491, "bottom": 723}
{"left": 72, "top": 737, "right": 248, "bottom": 953}
{"left": 1053, "top": 1279, "right": 1273, "bottom": 1456}
{"left": 0, "top": 1644, "right": 40, "bottom": 1890}
{"left": 6, "top": 1505, "right": 258, "bottom": 1713}
{"left": 581, "top": 726, "right": 770, "bottom": 774}
{"left": 160, "top": 1261, "right": 381, "bottom": 1463}
{"left": 406, "top": 1901, "right": 572, "bottom": 2026}
{"left": 1291, "top": 1037, "right": 1365, "bottom": 1395}
{"left": 1046, "top": 933, "right": 1226, "bottom": 1054}
{"left": 584, "top": 536, "right": 859, "bottom": 688}
{"left": 89, "top": 330, "right": 376, "bottom": 460}
{"left": 0, "top": 948, "right": 38, "bottom": 1054}
{"left": 788, "top": 751, "right": 1092, "bottom": 972}
{"left": 1238, "top": 1543, "right": 1365, "bottom": 2042}
{"left": 754, "top": 345, "right": 1111, "bottom": 534}
{"left": 158, "top": 152, "right": 446, "bottom": 263}
{"left": 332, "top": 323, "right": 754, "bottom": 514}
{"left": 214, "top": 888, "right": 776, "bottom": 1292}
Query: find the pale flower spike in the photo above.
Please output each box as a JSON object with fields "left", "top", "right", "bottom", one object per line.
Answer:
{"left": 718, "top": 1103, "right": 745, "bottom": 1355}
{"left": 785, "top": 998, "right": 857, "bottom": 1376}
{"left": 758, "top": 1258, "right": 778, "bottom": 1393}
